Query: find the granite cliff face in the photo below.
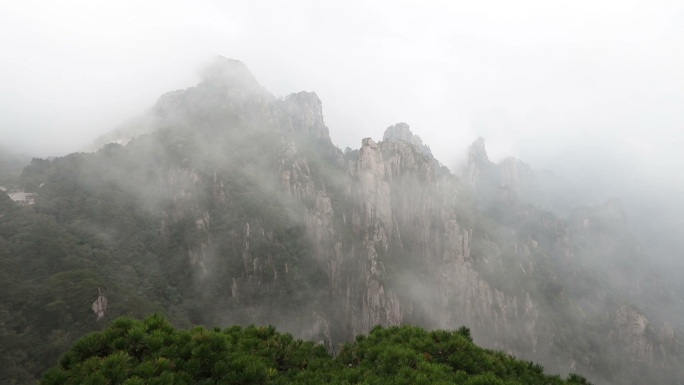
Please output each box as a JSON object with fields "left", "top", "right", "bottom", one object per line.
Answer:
{"left": 109, "top": 59, "right": 547, "bottom": 354}
{"left": 464, "top": 138, "right": 682, "bottom": 381}
{"left": 66, "top": 57, "right": 683, "bottom": 383}
{"left": 466, "top": 138, "right": 583, "bottom": 215}
{"left": 466, "top": 137, "right": 533, "bottom": 200}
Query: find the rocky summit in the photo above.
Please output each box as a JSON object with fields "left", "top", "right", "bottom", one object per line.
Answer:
{"left": 1, "top": 57, "right": 682, "bottom": 385}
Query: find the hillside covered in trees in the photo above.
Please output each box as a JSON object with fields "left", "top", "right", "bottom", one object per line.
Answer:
{"left": 42, "top": 314, "right": 590, "bottom": 385}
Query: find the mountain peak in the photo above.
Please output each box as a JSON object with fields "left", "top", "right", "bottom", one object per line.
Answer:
{"left": 199, "top": 56, "right": 263, "bottom": 91}
{"left": 468, "top": 137, "right": 489, "bottom": 163}
{"left": 467, "top": 137, "right": 492, "bottom": 182}
{"left": 382, "top": 122, "right": 432, "bottom": 158}
{"left": 602, "top": 197, "right": 627, "bottom": 222}
{"left": 383, "top": 122, "right": 415, "bottom": 142}
{"left": 282, "top": 91, "right": 331, "bottom": 142}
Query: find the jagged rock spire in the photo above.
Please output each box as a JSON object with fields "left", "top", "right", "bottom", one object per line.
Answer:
{"left": 91, "top": 287, "right": 107, "bottom": 321}
{"left": 283, "top": 91, "right": 331, "bottom": 142}
{"left": 382, "top": 122, "right": 433, "bottom": 158}
{"left": 467, "top": 137, "right": 492, "bottom": 183}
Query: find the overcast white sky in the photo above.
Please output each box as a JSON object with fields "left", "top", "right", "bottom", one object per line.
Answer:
{"left": 1, "top": 0, "right": 683, "bottom": 192}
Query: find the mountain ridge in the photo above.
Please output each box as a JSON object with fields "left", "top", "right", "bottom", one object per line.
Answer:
{"left": 1, "top": 58, "right": 682, "bottom": 385}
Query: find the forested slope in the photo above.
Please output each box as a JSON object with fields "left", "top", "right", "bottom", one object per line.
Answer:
{"left": 41, "top": 314, "right": 591, "bottom": 385}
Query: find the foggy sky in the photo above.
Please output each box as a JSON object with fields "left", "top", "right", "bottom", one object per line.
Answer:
{"left": 1, "top": 0, "right": 683, "bottom": 200}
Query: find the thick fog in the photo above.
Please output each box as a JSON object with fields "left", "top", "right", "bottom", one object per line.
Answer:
{"left": 2, "top": 1, "right": 684, "bottom": 265}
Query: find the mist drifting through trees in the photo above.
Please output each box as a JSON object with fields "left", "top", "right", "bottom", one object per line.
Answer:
{"left": 1, "top": 2, "right": 684, "bottom": 385}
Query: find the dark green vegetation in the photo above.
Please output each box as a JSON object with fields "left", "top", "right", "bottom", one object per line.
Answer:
{"left": 42, "top": 314, "right": 590, "bottom": 385}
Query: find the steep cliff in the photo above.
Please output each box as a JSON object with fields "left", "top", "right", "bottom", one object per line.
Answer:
{"left": 4, "top": 57, "right": 682, "bottom": 384}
